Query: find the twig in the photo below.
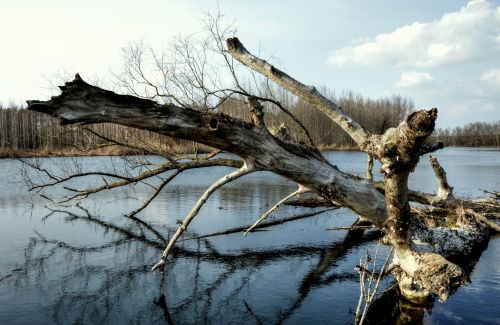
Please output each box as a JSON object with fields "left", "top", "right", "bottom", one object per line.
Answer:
{"left": 355, "top": 245, "right": 394, "bottom": 325}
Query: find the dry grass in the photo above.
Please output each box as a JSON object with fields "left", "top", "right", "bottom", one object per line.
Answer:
{"left": 0, "top": 143, "right": 214, "bottom": 159}
{"left": 0, "top": 146, "right": 135, "bottom": 158}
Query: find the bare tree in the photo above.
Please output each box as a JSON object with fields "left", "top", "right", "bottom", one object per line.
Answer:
{"left": 23, "top": 17, "right": 500, "bottom": 306}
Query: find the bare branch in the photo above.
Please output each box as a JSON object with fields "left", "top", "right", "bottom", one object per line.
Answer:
{"left": 355, "top": 246, "right": 393, "bottom": 324}
{"left": 468, "top": 208, "right": 500, "bottom": 232}
{"left": 244, "top": 185, "right": 310, "bottom": 235}
{"left": 217, "top": 88, "right": 317, "bottom": 146}
{"left": 226, "top": 37, "right": 370, "bottom": 148}
{"left": 395, "top": 156, "right": 454, "bottom": 206}
{"left": 420, "top": 141, "right": 444, "bottom": 156}
{"left": 59, "top": 158, "right": 242, "bottom": 202}
{"left": 126, "top": 171, "right": 181, "bottom": 218}
{"left": 152, "top": 163, "right": 255, "bottom": 270}
{"left": 27, "top": 75, "right": 387, "bottom": 225}
{"left": 81, "top": 126, "right": 162, "bottom": 156}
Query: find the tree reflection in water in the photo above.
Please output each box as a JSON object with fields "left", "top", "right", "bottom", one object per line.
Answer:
{"left": 2, "top": 204, "right": 433, "bottom": 324}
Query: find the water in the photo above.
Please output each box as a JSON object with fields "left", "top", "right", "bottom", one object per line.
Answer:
{"left": 0, "top": 148, "right": 499, "bottom": 324}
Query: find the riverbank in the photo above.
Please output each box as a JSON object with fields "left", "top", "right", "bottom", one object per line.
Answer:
{"left": 0, "top": 144, "right": 358, "bottom": 159}
{"left": 0, "top": 144, "right": 213, "bottom": 158}
{"left": 2, "top": 144, "right": 499, "bottom": 158}
{"left": 0, "top": 147, "right": 140, "bottom": 158}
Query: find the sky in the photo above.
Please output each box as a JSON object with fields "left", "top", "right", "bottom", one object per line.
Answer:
{"left": 1, "top": 0, "right": 499, "bottom": 128}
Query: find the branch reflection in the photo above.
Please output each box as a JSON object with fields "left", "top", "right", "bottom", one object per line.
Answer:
{"left": 2, "top": 207, "right": 437, "bottom": 324}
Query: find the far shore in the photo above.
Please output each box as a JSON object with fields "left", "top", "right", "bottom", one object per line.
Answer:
{"left": 0, "top": 146, "right": 209, "bottom": 159}
{"left": 1, "top": 144, "right": 356, "bottom": 159}
{"left": 1, "top": 144, "right": 498, "bottom": 159}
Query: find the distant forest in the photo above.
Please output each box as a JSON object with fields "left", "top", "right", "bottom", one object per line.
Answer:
{"left": 0, "top": 92, "right": 498, "bottom": 157}
{"left": 430, "top": 121, "right": 500, "bottom": 147}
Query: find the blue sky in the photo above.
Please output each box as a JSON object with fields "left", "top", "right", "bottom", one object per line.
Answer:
{"left": 1, "top": 0, "right": 499, "bottom": 128}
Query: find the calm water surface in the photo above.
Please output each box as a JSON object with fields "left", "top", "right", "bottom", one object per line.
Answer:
{"left": 0, "top": 148, "right": 499, "bottom": 324}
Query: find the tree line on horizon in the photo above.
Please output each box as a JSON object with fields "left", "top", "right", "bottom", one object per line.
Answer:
{"left": 430, "top": 121, "right": 500, "bottom": 147}
{"left": 0, "top": 92, "right": 498, "bottom": 156}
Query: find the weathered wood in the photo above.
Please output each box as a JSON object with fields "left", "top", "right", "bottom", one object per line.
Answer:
{"left": 227, "top": 37, "right": 371, "bottom": 149}
{"left": 225, "top": 39, "right": 470, "bottom": 301}
{"left": 24, "top": 75, "right": 462, "bottom": 300}
{"left": 28, "top": 75, "right": 388, "bottom": 228}
{"left": 26, "top": 38, "right": 500, "bottom": 303}
{"left": 429, "top": 155, "right": 454, "bottom": 202}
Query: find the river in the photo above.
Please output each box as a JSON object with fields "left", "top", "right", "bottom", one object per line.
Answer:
{"left": 0, "top": 147, "right": 499, "bottom": 324}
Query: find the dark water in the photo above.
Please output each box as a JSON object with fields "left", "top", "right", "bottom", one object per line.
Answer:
{"left": 0, "top": 148, "right": 499, "bottom": 324}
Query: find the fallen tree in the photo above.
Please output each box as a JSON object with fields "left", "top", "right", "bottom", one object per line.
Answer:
{"left": 26, "top": 35, "right": 499, "bottom": 306}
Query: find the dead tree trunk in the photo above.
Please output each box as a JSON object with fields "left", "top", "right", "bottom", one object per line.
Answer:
{"left": 27, "top": 38, "right": 499, "bottom": 303}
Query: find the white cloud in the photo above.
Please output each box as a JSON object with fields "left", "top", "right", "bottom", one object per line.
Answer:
{"left": 395, "top": 71, "right": 434, "bottom": 88}
{"left": 481, "top": 68, "right": 500, "bottom": 87}
{"left": 327, "top": 0, "right": 500, "bottom": 68}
